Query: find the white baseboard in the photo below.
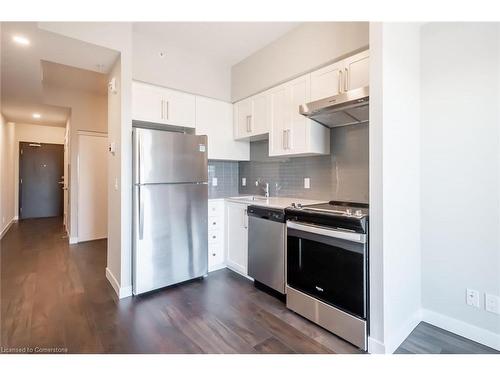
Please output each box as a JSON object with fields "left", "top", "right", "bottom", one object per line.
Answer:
{"left": 0, "top": 217, "right": 16, "bottom": 239}
{"left": 368, "top": 337, "right": 386, "bottom": 354}
{"left": 105, "top": 267, "right": 132, "bottom": 299}
{"left": 422, "top": 308, "right": 500, "bottom": 351}
{"left": 13, "top": 215, "right": 18, "bottom": 220}
{"left": 208, "top": 263, "right": 227, "bottom": 273}
{"left": 385, "top": 309, "right": 422, "bottom": 353}
{"left": 368, "top": 309, "right": 422, "bottom": 354}
{"left": 69, "top": 236, "right": 78, "bottom": 244}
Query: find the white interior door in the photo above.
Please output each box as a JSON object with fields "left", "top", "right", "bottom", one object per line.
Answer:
{"left": 78, "top": 132, "right": 108, "bottom": 242}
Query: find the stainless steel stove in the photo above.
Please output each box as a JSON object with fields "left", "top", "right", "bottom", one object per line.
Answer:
{"left": 284, "top": 201, "right": 369, "bottom": 351}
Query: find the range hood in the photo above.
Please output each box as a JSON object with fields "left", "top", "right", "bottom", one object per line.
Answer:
{"left": 300, "top": 86, "right": 369, "bottom": 128}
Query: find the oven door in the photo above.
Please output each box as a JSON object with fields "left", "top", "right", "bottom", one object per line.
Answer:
{"left": 286, "top": 221, "right": 367, "bottom": 319}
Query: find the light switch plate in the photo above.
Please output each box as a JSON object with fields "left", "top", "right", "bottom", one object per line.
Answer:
{"left": 304, "top": 178, "right": 310, "bottom": 189}
{"left": 242, "top": 178, "right": 246, "bottom": 187}
{"left": 212, "top": 177, "right": 218, "bottom": 187}
{"left": 485, "top": 293, "right": 500, "bottom": 314}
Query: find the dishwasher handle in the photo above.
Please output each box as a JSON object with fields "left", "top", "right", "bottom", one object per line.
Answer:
{"left": 247, "top": 205, "right": 285, "bottom": 223}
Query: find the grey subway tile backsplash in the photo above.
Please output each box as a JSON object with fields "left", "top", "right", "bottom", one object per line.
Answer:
{"left": 238, "top": 123, "right": 369, "bottom": 203}
{"left": 208, "top": 160, "right": 239, "bottom": 199}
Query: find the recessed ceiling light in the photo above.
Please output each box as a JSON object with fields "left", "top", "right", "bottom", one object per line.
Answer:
{"left": 32, "top": 113, "right": 41, "bottom": 119}
{"left": 13, "top": 35, "right": 30, "bottom": 46}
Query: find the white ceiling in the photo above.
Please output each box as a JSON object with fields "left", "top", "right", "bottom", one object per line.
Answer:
{"left": 133, "top": 22, "right": 300, "bottom": 66}
{"left": 1, "top": 22, "right": 118, "bottom": 126}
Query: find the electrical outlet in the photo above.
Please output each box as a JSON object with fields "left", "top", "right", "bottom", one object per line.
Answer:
{"left": 304, "top": 178, "right": 310, "bottom": 189}
{"left": 242, "top": 178, "right": 246, "bottom": 187}
{"left": 466, "top": 288, "right": 480, "bottom": 308}
{"left": 485, "top": 293, "right": 500, "bottom": 315}
{"left": 212, "top": 177, "right": 218, "bottom": 187}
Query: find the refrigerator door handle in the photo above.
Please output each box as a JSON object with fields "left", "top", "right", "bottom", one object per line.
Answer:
{"left": 139, "top": 185, "right": 144, "bottom": 240}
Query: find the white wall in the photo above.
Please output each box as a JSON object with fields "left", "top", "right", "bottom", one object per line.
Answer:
{"left": 133, "top": 31, "right": 231, "bottom": 102}
{"left": 43, "top": 85, "right": 107, "bottom": 241}
{"left": 231, "top": 22, "right": 369, "bottom": 101}
{"left": 39, "top": 22, "right": 134, "bottom": 298}
{"left": 0, "top": 115, "right": 16, "bottom": 237}
{"left": 420, "top": 23, "right": 500, "bottom": 348}
{"left": 13, "top": 123, "right": 66, "bottom": 217}
{"left": 369, "top": 22, "right": 422, "bottom": 354}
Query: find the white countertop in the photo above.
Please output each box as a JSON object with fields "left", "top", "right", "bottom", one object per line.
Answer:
{"left": 225, "top": 195, "right": 326, "bottom": 209}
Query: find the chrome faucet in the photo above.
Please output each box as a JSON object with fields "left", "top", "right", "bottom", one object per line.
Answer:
{"left": 264, "top": 182, "right": 270, "bottom": 198}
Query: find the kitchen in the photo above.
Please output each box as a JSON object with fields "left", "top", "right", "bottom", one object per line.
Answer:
{"left": 1, "top": 19, "right": 499, "bottom": 361}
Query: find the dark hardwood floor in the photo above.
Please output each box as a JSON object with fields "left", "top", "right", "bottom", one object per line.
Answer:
{"left": 1, "top": 218, "right": 497, "bottom": 354}
{"left": 0, "top": 217, "right": 361, "bottom": 354}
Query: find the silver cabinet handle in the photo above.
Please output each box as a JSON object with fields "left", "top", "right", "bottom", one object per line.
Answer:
{"left": 246, "top": 115, "right": 251, "bottom": 133}
{"left": 243, "top": 208, "right": 248, "bottom": 229}
{"left": 344, "top": 68, "right": 349, "bottom": 92}
{"left": 338, "top": 69, "right": 343, "bottom": 93}
{"left": 287, "top": 129, "right": 291, "bottom": 150}
{"left": 165, "top": 100, "right": 169, "bottom": 120}
{"left": 283, "top": 129, "right": 287, "bottom": 150}
{"left": 160, "top": 99, "right": 164, "bottom": 119}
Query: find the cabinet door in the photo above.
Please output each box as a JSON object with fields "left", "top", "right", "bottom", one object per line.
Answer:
{"left": 344, "top": 50, "right": 370, "bottom": 91}
{"left": 310, "top": 61, "right": 343, "bottom": 101}
{"left": 162, "top": 88, "right": 196, "bottom": 128}
{"left": 234, "top": 99, "right": 252, "bottom": 139}
{"left": 268, "top": 85, "right": 289, "bottom": 156}
{"left": 251, "top": 93, "right": 270, "bottom": 135}
{"left": 225, "top": 202, "right": 248, "bottom": 276}
{"left": 132, "top": 82, "right": 164, "bottom": 124}
{"left": 195, "top": 97, "right": 249, "bottom": 161}
{"left": 288, "top": 75, "right": 311, "bottom": 154}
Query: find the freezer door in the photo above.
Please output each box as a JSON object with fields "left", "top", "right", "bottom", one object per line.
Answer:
{"left": 133, "top": 127, "right": 208, "bottom": 184}
{"left": 133, "top": 183, "right": 208, "bottom": 295}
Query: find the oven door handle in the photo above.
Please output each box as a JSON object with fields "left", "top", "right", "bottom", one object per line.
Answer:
{"left": 287, "top": 221, "right": 366, "bottom": 244}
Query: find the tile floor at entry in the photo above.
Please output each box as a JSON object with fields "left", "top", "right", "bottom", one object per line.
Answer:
{"left": 1, "top": 218, "right": 497, "bottom": 354}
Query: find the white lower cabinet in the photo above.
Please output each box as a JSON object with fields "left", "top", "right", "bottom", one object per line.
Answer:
{"left": 208, "top": 199, "right": 226, "bottom": 272}
{"left": 225, "top": 201, "right": 249, "bottom": 276}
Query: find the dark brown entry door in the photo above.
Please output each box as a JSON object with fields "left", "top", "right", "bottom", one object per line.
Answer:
{"left": 19, "top": 142, "right": 64, "bottom": 219}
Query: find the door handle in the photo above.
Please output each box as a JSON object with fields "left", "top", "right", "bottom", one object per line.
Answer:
{"left": 246, "top": 115, "right": 251, "bottom": 132}
{"left": 344, "top": 68, "right": 349, "bottom": 91}
{"left": 139, "top": 186, "right": 144, "bottom": 240}
{"left": 58, "top": 181, "right": 64, "bottom": 185}
{"left": 338, "top": 70, "right": 342, "bottom": 93}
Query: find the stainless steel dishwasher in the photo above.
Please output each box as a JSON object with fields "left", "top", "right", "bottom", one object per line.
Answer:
{"left": 247, "top": 205, "right": 286, "bottom": 294}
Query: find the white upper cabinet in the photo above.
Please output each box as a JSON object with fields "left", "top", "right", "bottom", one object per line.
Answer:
{"left": 310, "top": 49, "right": 370, "bottom": 101}
{"left": 343, "top": 49, "right": 370, "bottom": 91}
{"left": 132, "top": 81, "right": 195, "bottom": 128}
{"left": 268, "top": 85, "right": 289, "bottom": 156}
{"left": 269, "top": 74, "right": 330, "bottom": 157}
{"left": 195, "top": 96, "right": 250, "bottom": 161}
{"left": 310, "top": 60, "right": 344, "bottom": 102}
{"left": 234, "top": 93, "right": 270, "bottom": 140}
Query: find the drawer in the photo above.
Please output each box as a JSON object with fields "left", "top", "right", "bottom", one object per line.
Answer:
{"left": 208, "top": 229, "right": 222, "bottom": 244}
{"left": 208, "top": 216, "right": 223, "bottom": 231}
{"left": 208, "top": 201, "right": 224, "bottom": 216}
{"left": 208, "top": 244, "right": 224, "bottom": 270}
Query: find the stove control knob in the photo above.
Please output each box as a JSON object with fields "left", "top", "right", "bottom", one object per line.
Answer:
{"left": 297, "top": 203, "right": 303, "bottom": 209}
{"left": 355, "top": 209, "right": 363, "bottom": 217}
{"left": 346, "top": 208, "right": 352, "bottom": 216}
{"left": 291, "top": 203, "right": 296, "bottom": 208}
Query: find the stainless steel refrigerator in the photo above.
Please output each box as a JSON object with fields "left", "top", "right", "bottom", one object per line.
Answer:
{"left": 132, "top": 127, "right": 208, "bottom": 295}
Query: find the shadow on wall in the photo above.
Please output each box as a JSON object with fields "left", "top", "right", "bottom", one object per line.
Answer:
{"left": 239, "top": 123, "right": 369, "bottom": 202}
